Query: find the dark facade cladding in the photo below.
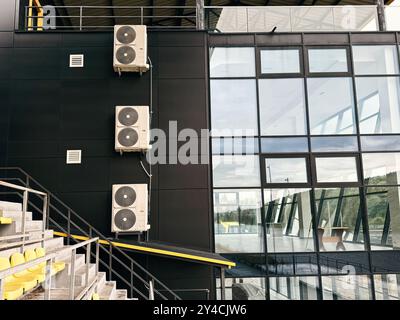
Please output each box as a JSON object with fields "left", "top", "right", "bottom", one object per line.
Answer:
{"left": 0, "top": 25, "right": 215, "bottom": 297}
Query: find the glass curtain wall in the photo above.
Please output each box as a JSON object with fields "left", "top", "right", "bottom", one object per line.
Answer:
{"left": 210, "top": 41, "right": 400, "bottom": 300}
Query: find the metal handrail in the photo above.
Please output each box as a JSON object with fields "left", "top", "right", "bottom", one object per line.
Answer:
{"left": 24, "top": 5, "right": 198, "bottom": 31}
{"left": 0, "top": 167, "right": 181, "bottom": 300}
{"left": 155, "top": 288, "right": 211, "bottom": 300}
{"left": 0, "top": 179, "right": 48, "bottom": 252}
{"left": 0, "top": 180, "right": 46, "bottom": 196}
{"left": 0, "top": 232, "right": 51, "bottom": 251}
{"left": 0, "top": 237, "right": 99, "bottom": 300}
{"left": 204, "top": 5, "right": 378, "bottom": 8}
{"left": 204, "top": 5, "right": 379, "bottom": 33}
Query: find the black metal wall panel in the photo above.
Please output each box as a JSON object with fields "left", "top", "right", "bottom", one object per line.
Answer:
{"left": 0, "top": 32, "right": 13, "bottom": 47}
{"left": 158, "top": 189, "right": 211, "bottom": 250}
{"left": 0, "top": 49, "right": 12, "bottom": 79}
{"left": 0, "top": 30, "right": 212, "bottom": 296}
{"left": 158, "top": 78, "right": 208, "bottom": 133}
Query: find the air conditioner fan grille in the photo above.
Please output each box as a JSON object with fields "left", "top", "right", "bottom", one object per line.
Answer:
{"left": 114, "top": 209, "right": 136, "bottom": 230}
{"left": 116, "top": 46, "right": 136, "bottom": 65}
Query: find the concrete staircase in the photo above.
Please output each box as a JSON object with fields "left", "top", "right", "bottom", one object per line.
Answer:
{"left": 0, "top": 200, "right": 132, "bottom": 300}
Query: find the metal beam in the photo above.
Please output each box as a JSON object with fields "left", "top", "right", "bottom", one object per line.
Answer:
{"left": 196, "top": 0, "right": 205, "bottom": 29}
{"left": 376, "top": 0, "right": 387, "bottom": 31}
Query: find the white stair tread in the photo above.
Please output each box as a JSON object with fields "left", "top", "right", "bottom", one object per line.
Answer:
{"left": 22, "top": 287, "right": 88, "bottom": 300}
{"left": 15, "top": 220, "right": 43, "bottom": 232}
{"left": 74, "top": 263, "right": 96, "bottom": 286}
{"left": 29, "top": 229, "right": 53, "bottom": 239}
{"left": 0, "top": 201, "right": 22, "bottom": 211}
{"left": 99, "top": 281, "right": 117, "bottom": 300}
{"left": 115, "top": 289, "right": 128, "bottom": 300}
{"left": 96, "top": 272, "right": 106, "bottom": 288}
{"left": 0, "top": 211, "right": 32, "bottom": 220}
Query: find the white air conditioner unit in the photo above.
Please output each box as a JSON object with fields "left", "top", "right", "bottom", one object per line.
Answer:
{"left": 113, "top": 25, "right": 149, "bottom": 73}
{"left": 115, "top": 105, "right": 150, "bottom": 153}
{"left": 111, "top": 184, "right": 150, "bottom": 233}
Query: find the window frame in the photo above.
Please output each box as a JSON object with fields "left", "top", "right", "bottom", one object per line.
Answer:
{"left": 306, "top": 76, "right": 357, "bottom": 136}
{"left": 258, "top": 77, "right": 308, "bottom": 136}
{"left": 305, "top": 45, "right": 352, "bottom": 77}
{"left": 260, "top": 153, "right": 311, "bottom": 188}
{"left": 209, "top": 46, "right": 257, "bottom": 79}
{"left": 352, "top": 44, "right": 400, "bottom": 76}
{"left": 355, "top": 75, "right": 400, "bottom": 135}
{"left": 256, "top": 46, "right": 304, "bottom": 78}
{"left": 311, "top": 153, "right": 362, "bottom": 188}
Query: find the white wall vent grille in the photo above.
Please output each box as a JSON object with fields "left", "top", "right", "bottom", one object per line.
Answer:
{"left": 66, "top": 150, "right": 82, "bottom": 164}
{"left": 69, "top": 54, "right": 84, "bottom": 68}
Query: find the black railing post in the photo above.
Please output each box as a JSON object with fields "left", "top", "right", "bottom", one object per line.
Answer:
{"left": 109, "top": 245, "right": 113, "bottom": 280}
{"left": 46, "top": 194, "right": 50, "bottom": 229}
{"left": 220, "top": 267, "right": 226, "bottom": 300}
{"left": 67, "top": 210, "right": 71, "bottom": 246}
{"left": 130, "top": 260, "right": 134, "bottom": 298}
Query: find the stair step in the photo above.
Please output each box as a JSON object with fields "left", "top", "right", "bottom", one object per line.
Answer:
{"left": 0, "top": 222, "right": 49, "bottom": 238}
{"left": 97, "top": 272, "right": 106, "bottom": 289}
{"left": 115, "top": 289, "right": 128, "bottom": 300}
{"left": 10, "top": 236, "right": 60, "bottom": 253}
{"left": 0, "top": 210, "right": 32, "bottom": 221}
{"left": 99, "top": 281, "right": 117, "bottom": 300}
{"left": 44, "top": 237, "right": 64, "bottom": 251}
{"left": 22, "top": 287, "right": 88, "bottom": 300}
{"left": 73, "top": 263, "right": 96, "bottom": 287}
{"left": 29, "top": 229, "right": 53, "bottom": 239}
{"left": 22, "top": 237, "right": 64, "bottom": 252}
{"left": 51, "top": 254, "right": 87, "bottom": 289}
{"left": 15, "top": 220, "right": 43, "bottom": 232}
{"left": 58, "top": 253, "right": 86, "bottom": 271}
{"left": 0, "top": 201, "right": 22, "bottom": 211}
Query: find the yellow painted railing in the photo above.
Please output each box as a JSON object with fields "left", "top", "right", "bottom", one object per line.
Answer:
{"left": 28, "top": 0, "right": 43, "bottom": 31}
{"left": 53, "top": 231, "right": 236, "bottom": 268}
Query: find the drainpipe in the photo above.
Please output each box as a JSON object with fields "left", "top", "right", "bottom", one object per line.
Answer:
{"left": 376, "top": 0, "right": 387, "bottom": 31}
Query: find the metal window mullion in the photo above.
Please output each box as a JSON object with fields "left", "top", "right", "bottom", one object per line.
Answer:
{"left": 300, "top": 34, "right": 324, "bottom": 300}
{"left": 349, "top": 32, "right": 376, "bottom": 300}
{"left": 254, "top": 41, "right": 270, "bottom": 299}
{"left": 332, "top": 188, "right": 345, "bottom": 228}
{"left": 381, "top": 204, "right": 391, "bottom": 245}
{"left": 353, "top": 206, "right": 363, "bottom": 242}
